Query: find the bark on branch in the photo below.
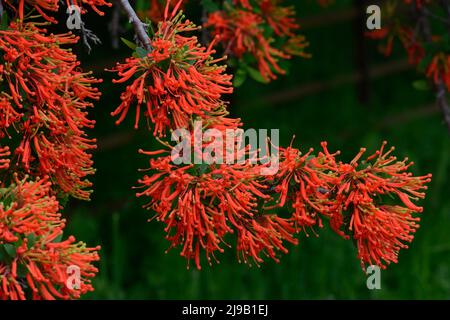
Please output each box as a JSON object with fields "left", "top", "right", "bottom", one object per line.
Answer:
{"left": 118, "top": 0, "right": 152, "bottom": 51}
{"left": 417, "top": 4, "right": 450, "bottom": 133}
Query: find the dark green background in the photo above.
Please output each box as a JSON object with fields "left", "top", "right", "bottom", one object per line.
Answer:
{"left": 61, "top": 0, "right": 450, "bottom": 299}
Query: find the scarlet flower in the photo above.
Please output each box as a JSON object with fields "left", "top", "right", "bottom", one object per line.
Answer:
{"left": 0, "top": 176, "right": 100, "bottom": 300}
{"left": 206, "top": 9, "right": 290, "bottom": 81}
{"left": 138, "top": 0, "right": 185, "bottom": 23}
{"left": 271, "top": 143, "right": 338, "bottom": 231}
{"left": 236, "top": 215, "right": 297, "bottom": 266}
{"left": 111, "top": 7, "right": 233, "bottom": 137}
{"left": 136, "top": 130, "right": 299, "bottom": 268}
{"left": 3, "top": 0, "right": 111, "bottom": 22}
{"left": 397, "top": 27, "right": 425, "bottom": 65}
{"left": 330, "top": 142, "right": 432, "bottom": 269}
{"left": 426, "top": 53, "right": 450, "bottom": 91}
{"left": 0, "top": 146, "right": 10, "bottom": 170}
{"left": 403, "top": 0, "right": 431, "bottom": 7}
{"left": 0, "top": 22, "right": 101, "bottom": 200}
{"left": 205, "top": 0, "right": 310, "bottom": 81}
{"left": 232, "top": 0, "right": 253, "bottom": 10}
{"left": 259, "top": 0, "right": 299, "bottom": 37}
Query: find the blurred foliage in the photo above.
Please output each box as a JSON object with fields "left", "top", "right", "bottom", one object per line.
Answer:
{"left": 62, "top": 0, "right": 450, "bottom": 299}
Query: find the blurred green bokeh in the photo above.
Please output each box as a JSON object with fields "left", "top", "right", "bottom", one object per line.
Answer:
{"left": 63, "top": 0, "right": 450, "bottom": 299}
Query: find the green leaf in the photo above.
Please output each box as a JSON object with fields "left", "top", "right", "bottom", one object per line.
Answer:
{"left": 26, "top": 233, "right": 37, "bottom": 249}
{"left": 121, "top": 37, "right": 137, "bottom": 50}
{"left": 246, "top": 66, "right": 269, "bottom": 84}
{"left": 3, "top": 243, "right": 16, "bottom": 258}
{"left": 136, "top": 47, "right": 148, "bottom": 58}
{"left": 233, "top": 68, "right": 247, "bottom": 87}
{"left": 16, "top": 263, "right": 28, "bottom": 278}
{"left": 0, "top": 12, "right": 9, "bottom": 30}
{"left": 52, "top": 232, "right": 63, "bottom": 243}
{"left": 412, "top": 80, "right": 430, "bottom": 91}
{"left": 201, "top": 0, "right": 220, "bottom": 13}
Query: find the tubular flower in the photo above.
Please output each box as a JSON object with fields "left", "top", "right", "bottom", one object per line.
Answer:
{"left": 330, "top": 142, "right": 432, "bottom": 269}
{"left": 426, "top": 53, "right": 450, "bottom": 91}
{"left": 0, "top": 22, "right": 101, "bottom": 200}
{"left": 3, "top": 0, "right": 111, "bottom": 23}
{"left": 113, "top": 2, "right": 431, "bottom": 272}
{"left": 271, "top": 142, "right": 339, "bottom": 232}
{"left": 259, "top": 0, "right": 299, "bottom": 37}
{"left": 0, "top": 177, "right": 100, "bottom": 300}
{"left": 138, "top": 0, "right": 185, "bottom": 23}
{"left": 0, "top": 146, "right": 10, "bottom": 170}
{"left": 236, "top": 215, "right": 298, "bottom": 266}
{"left": 366, "top": 25, "right": 424, "bottom": 64}
{"left": 206, "top": 9, "right": 290, "bottom": 81}
{"left": 205, "top": 1, "right": 309, "bottom": 81}
{"left": 111, "top": 9, "right": 233, "bottom": 137}
{"left": 403, "top": 0, "right": 431, "bottom": 7}
{"left": 135, "top": 134, "right": 298, "bottom": 269}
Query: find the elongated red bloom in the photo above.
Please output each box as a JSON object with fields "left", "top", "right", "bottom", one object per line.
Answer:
{"left": 3, "top": 0, "right": 111, "bottom": 22}
{"left": 111, "top": 10, "right": 233, "bottom": 137}
{"left": 0, "top": 22, "right": 101, "bottom": 200}
{"left": 271, "top": 143, "right": 339, "bottom": 232}
{"left": 206, "top": 9, "right": 289, "bottom": 81}
{"left": 112, "top": 2, "right": 432, "bottom": 272}
{"left": 426, "top": 53, "right": 450, "bottom": 91}
{"left": 0, "top": 177, "right": 100, "bottom": 300}
{"left": 205, "top": 0, "right": 310, "bottom": 81}
{"left": 328, "top": 142, "right": 432, "bottom": 269}
{"left": 136, "top": 144, "right": 292, "bottom": 269}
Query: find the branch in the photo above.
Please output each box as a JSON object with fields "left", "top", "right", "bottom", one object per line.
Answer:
{"left": 108, "top": 0, "right": 123, "bottom": 49}
{"left": 417, "top": 4, "right": 450, "bottom": 133}
{"left": 436, "top": 80, "right": 450, "bottom": 133}
{"left": 118, "top": 0, "right": 152, "bottom": 51}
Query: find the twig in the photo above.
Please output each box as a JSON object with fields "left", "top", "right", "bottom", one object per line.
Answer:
{"left": 108, "top": 0, "right": 123, "bottom": 49}
{"left": 80, "top": 21, "right": 102, "bottom": 54}
{"left": 201, "top": 8, "right": 210, "bottom": 46}
{"left": 118, "top": 0, "right": 152, "bottom": 51}
{"left": 436, "top": 80, "right": 450, "bottom": 132}
{"left": 417, "top": 4, "right": 450, "bottom": 133}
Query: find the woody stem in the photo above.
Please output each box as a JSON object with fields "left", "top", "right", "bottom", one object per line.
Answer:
{"left": 118, "top": 0, "right": 152, "bottom": 51}
{"left": 417, "top": 4, "right": 450, "bottom": 134}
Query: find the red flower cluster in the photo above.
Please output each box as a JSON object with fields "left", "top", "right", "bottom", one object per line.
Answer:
{"left": 3, "top": 0, "right": 111, "bottom": 22}
{"left": 112, "top": 1, "right": 431, "bottom": 271}
{"left": 137, "top": 0, "right": 185, "bottom": 23}
{"left": 136, "top": 145, "right": 298, "bottom": 268}
{"left": 365, "top": 0, "right": 450, "bottom": 96}
{"left": 0, "top": 176, "right": 100, "bottom": 300}
{"left": 111, "top": 5, "right": 234, "bottom": 136}
{"left": 427, "top": 53, "right": 450, "bottom": 91}
{"left": 205, "top": 0, "right": 310, "bottom": 81}
{"left": 326, "top": 142, "right": 431, "bottom": 269}
{"left": 0, "top": 22, "right": 101, "bottom": 200}
{"left": 136, "top": 131, "right": 431, "bottom": 269}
